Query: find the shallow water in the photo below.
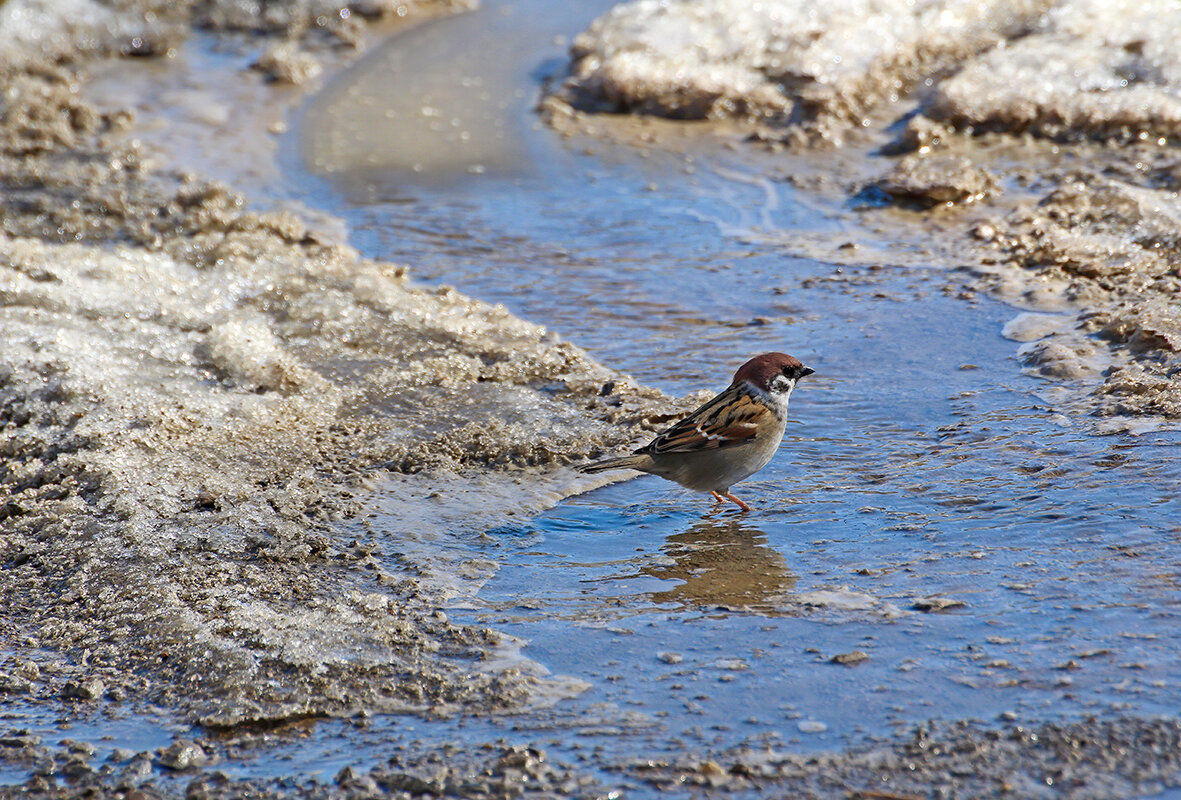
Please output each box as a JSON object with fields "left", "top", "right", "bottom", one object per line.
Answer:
{"left": 289, "top": 0, "right": 1181, "bottom": 782}
{"left": 0, "top": 699, "right": 179, "bottom": 785}
{"left": 5, "top": 0, "right": 1181, "bottom": 793}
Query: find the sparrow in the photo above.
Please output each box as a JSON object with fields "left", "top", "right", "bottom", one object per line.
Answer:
{"left": 579, "top": 352, "right": 813, "bottom": 512}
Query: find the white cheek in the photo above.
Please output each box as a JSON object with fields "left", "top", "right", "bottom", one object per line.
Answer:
{"left": 768, "top": 379, "right": 796, "bottom": 413}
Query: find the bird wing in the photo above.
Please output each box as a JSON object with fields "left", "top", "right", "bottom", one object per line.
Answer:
{"left": 641, "top": 386, "right": 774, "bottom": 454}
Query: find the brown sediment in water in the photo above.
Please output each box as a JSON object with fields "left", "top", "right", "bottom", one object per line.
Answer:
{"left": 544, "top": 0, "right": 1181, "bottom": 429}
{"left": 972, "top": 164, "right": 1181, "bottom": 424}
{"left": 0, "top": 0, "right": 684, "bottom": 729}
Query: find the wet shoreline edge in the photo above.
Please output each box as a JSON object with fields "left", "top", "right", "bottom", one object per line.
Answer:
{"left": 3, "top": 1, "right": 1181, "bottom": 798}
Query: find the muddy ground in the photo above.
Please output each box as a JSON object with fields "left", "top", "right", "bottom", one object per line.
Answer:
{"left": 0, "top": 0, "right": 679, "bottom": 745}
{"left": 2, "top": 0, "right": 1180, "bottom": 798}
{"left": 7, "top": 714, "right": 1181, "bottom": 799}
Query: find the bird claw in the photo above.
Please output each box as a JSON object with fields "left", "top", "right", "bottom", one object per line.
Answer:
{"left": 710, "top": 490, "right": 751, "bottom": 512}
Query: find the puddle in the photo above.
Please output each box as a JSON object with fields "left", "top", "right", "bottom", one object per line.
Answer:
{"left": 0, "top": 698, "right": 178, "bottom": 786}
{"left": 5, "top": 0, "right": 1181, "bottom": 794}
{"left": 300, "top": 0, "right": 604, "bottom": 182}
{"left": 289, "top": 0, "right": 1181, "bottom": 781}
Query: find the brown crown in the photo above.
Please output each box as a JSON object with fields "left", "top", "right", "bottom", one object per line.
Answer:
{"left": 731, "top": 352, "right": 812, "bottom": 390}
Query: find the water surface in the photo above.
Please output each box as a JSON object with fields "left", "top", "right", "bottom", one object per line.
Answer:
{"left": 293, "top": 0, "right": 1181, "bottom": 778}
{"left": 4, "top": 0, "right": 1178, "bottom": 794}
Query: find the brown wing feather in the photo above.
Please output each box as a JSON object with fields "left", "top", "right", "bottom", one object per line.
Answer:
{"left": 641, "top": 386, "right": 772, "bottom": 455}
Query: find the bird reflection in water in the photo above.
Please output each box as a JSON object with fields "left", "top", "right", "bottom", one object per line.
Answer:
{"left": 641, "top": 516, "right": 796, "bottom": 611}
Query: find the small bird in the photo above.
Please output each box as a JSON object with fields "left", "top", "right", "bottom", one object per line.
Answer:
{"left": 579, "top": 352, "right": 813, "bottom": 512}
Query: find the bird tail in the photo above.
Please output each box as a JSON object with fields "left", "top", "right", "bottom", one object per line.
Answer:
{"left": 576, "top": 454, "right": 650, "bottom": 474}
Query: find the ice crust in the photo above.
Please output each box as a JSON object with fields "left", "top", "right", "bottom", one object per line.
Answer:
{"left": 0, "top": 206, "right": 666, "bottom": 722}
{"left": 552, "top": 0, "right": 1181, "bottom": 144}
{"left": 0, "top": 4, "right": 675, "bottom": 725}
{"left": 922, "top": 0, "right": 1181, "bottom": 142}
{"left": 548, "top": 0, "right": 1049, "bottom": 138}
{"left": 0, "top": 0, "right": 474, "bottom": 73}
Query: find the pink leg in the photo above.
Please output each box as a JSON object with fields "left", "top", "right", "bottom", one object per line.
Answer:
{"left": 710, "top": 491, "right": 726, "bottom": 504}
{"left": 723, "top": 491, "right": 752, "bottom": 512}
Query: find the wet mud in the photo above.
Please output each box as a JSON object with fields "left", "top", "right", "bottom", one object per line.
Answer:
{"left": 621, "top": 717, "right": 1181, "bottom": 798}
{"left": 2, "top": 0, "right": 1181, "bottom": 799}
{"left": 8, "top": 714, "right": 1181, "bottom": 799}
{"left": 0, "top": 0, "right": 678, "bottom": 735}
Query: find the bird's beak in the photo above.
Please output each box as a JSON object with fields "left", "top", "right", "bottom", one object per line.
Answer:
{"left": 800, "top": 367, "right": 815, "bottom": 378}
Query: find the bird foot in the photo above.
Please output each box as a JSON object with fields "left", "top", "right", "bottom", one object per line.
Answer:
{"left": 710, "top": 490, "right": 751, "bottom": 512}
